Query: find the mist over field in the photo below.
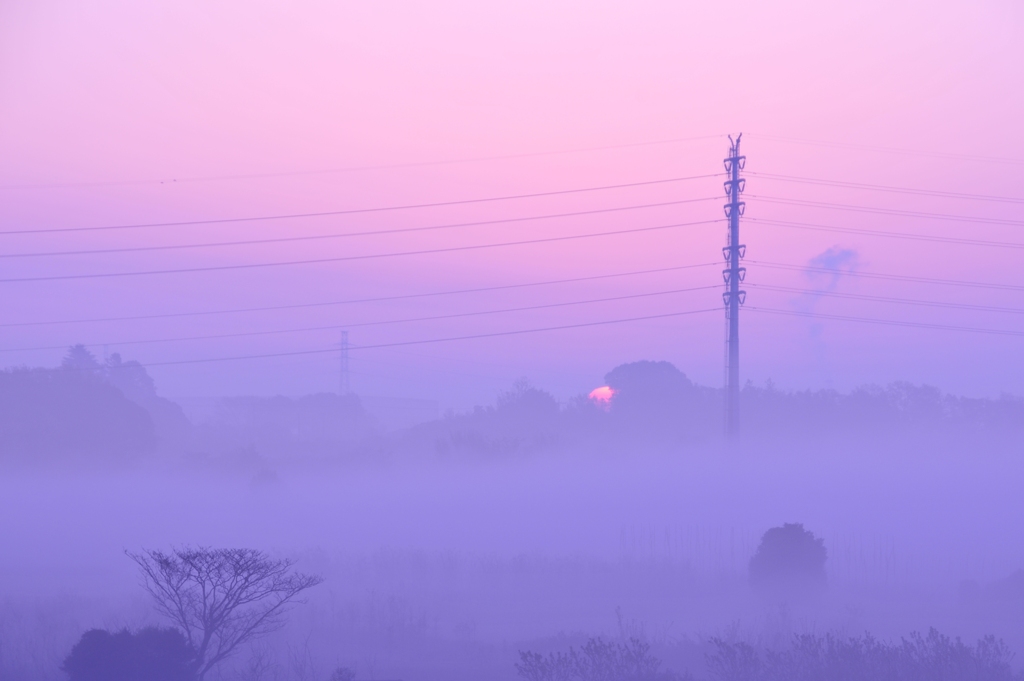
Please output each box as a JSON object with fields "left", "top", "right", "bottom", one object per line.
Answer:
{"left": 2, "top": 1, "right": 1023, "bottom": 680}
{"left": 2, "top": 353, "right": 1024, "bottom": 680}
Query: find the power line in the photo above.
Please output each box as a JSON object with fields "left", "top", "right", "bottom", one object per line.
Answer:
{"left": 747, "top": 306, "right": 1024, "bottom": 338}
{"left": 749, "top": 284, "right": 1024, "bottom": 315}
{"left": 0, "top": 219, "right": 723, "bottom": 283}
{"left": 0, "top": 173, "right": 724, "bottom": 236}
{"left": 0, "top": 135, "right": 726, "bottom": 190}
{"left": 748, "top": 133, "right": 1024, "bottom": 165}
{"left": 748, "top": 260, "right": 1024, "bottom": 292}
{"left": 0, "top": 197, "right": 719, "bottom": 259}
{"left": 747, "top": 171, "right": 1024, "bottom": 204}
{"left": 140, "top": 307, "right": 722, "bottom": 367}
{"left": 10, "top": 257, "right": 1018, "bottom": 328}
{"left": 750, "top": 217, "right": 1024, "bottom": 250}
{"left": 0, "top": 262, "right": 718, "bottom": 328}
{"left": 748, "top": 195, "right": 1024, "bottom": 227}
{"left": 0, "top": 285, "right": 718, "bottom": 353}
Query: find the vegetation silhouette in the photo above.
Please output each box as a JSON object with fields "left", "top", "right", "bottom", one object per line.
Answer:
{"left": 749, "top": 523, "right": 827, "bottom": 596}
{"left": 517, "top": 637, "right": 683, "bottom": 681}
{"left": 706, "top": 629, "right": 1019, "bottom": 681}
{"left": 62, "top": 627, "right": 195, "bottom": 681}
{"left": 127, "top": 547, "right": 323, "bottom": 680}
{"left": 0, "top": 350, "right": 156, "bottom": 461}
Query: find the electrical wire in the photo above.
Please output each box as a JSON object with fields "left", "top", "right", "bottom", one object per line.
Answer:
{"left": 0, "top": 173, "right": 724, "bottom": 236}
{"left": 0, "top": 262, "right": 719, "bottom": 328}
{"left": 748, "top": 260, "right": 1024, "bottom": 292}
{"left": 747, "top": 306, "right": 1024, "bottom": 338}
{"left": 748, "top": 284, "right": 1024, "bottom": 315}
{"left": 0, "top": 197, "right": 719, "bottom": 259}
{"left": 0, "top": 219, "right": 724, "bottom": 283}
{"left": 0, "top": 285, "right": 718, "bottom": 352}
{"left": 748, "top": 134, "right": 1024, "bottom": 165}
{"left": 137, "top": 307, "right": 722, "bottom": 367}
{"left": 9, "top": 254, "right": 1017, "bottom": 330}
{"left": 748, "top": 195, "right": 1024, "bottom": 227}
{"left": 8, "top": 256, "right": 1017, "bottom": 328}
{"left": 746, "top": 171, "right": 1024, "bottom": 204}
{"left": 749, "top": 217, "right": 1024, "bottom": 249}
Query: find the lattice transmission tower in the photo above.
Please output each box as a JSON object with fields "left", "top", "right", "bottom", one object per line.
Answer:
{"left": 723, "top": 134, "right": 746, "bottom": 436}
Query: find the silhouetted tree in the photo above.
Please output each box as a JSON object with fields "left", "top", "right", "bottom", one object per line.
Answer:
{"left": 0, "top": 365, "right": 155, "bottom": 460}
{"left": 497, "top": 379, "right": 559, "bottom": 416}
{"left": 102, "top": 352, "right": 192, "bottom": 448}
{"left": 62, "top": 627, "right": 195, "bottom": 681}
{"left": 605, "top": 361, "right": 693, "bottom": 409}
{"left": 749, "top": 523, "right": 827, "bottom": 595}
{"left": 127, "top": 547, "right": 323, "bottom": 680}
{"left": 419, "top": 379, "right": 563, "bottom": 458}
{"left": 61, "top": 344, "right": 102, "bottom": 374}
{"left": 104, "top": 353, "right": 157, "bottom": 403}
{"left": 602, "top": 361, "right": 716, "bottom": 439}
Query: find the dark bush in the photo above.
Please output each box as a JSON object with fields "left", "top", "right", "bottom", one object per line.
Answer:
{"left": 62, "top": 627, "right": 196, "bottom": 681}
{"left": 749, "top": 523, "right": 827, "bottom": 595}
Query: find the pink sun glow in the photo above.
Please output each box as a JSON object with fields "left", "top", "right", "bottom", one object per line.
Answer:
{"left": 588, "top": 386, "right": 616, "bottom": 410}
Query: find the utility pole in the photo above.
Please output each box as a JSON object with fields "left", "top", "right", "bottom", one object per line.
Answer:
{"left": 723, "top": 134, "right": 746, "bottom": 436}
{"left": 339, "top": 330, "right": 350, "bottom": 396}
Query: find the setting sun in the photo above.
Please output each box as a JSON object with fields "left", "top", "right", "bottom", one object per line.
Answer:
{"left": 588, "top": 385, "right": 616, "bottom": 409}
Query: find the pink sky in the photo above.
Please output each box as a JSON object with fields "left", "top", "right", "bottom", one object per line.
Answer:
{"left": 0, "top": 0, "right": 1021, "bottom": 406}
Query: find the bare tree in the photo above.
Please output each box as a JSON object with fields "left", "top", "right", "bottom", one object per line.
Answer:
{"left": 127, "top": 547, "right": 323, "bottom": 680}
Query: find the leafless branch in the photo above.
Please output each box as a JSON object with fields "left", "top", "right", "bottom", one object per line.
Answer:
{"left": 126, "top": 547, "right": 323, "bottom": 681}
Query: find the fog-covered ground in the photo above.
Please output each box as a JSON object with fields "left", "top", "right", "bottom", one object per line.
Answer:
{"left": 2, "top": 354, "right": 1023, "bottom": 680}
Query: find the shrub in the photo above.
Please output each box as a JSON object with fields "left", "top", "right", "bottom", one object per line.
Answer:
{"left": 62, "top": 627, "right": 196, "bottom": 681}
{"left": 748, "top": 523, "right": 826, "bottom": 596}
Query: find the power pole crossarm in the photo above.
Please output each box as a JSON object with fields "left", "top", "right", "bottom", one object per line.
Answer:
{"left": 723, "top": 134, "right": 746, "bottom": 436}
